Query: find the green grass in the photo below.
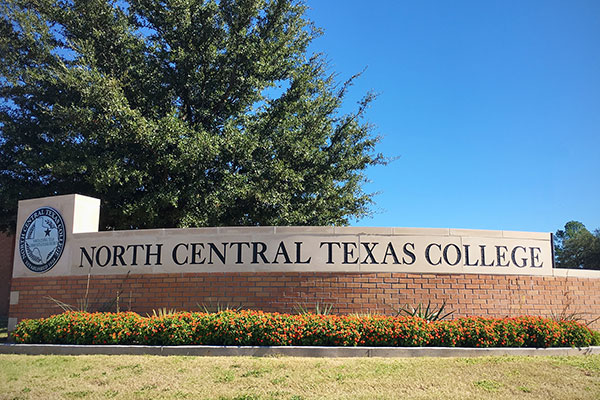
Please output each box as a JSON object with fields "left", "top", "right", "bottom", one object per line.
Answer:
{"left": 0, "top": 354, "right": 599, "bottom": 399}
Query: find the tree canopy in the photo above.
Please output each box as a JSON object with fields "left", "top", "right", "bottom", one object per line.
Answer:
{"left": 0, "top": 0, "right": 384, "bottom": 232}
{"left": 554, "top": 221, "right": 600, "bottom": 270}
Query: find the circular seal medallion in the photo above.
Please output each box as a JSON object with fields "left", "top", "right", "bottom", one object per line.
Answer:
{"left": 19, "top": 207, "right": 66, "bottom": 273}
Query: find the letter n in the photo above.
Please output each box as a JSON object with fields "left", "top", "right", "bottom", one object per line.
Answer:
{"left": 79, "top": 247, "right": 96, "bottom": 267}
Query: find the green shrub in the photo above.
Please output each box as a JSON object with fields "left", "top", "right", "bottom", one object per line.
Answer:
{"left": 11, "top": 310, "right": 599, "bottom": 348}
{"left": 591, "top": 329, "right": 600, "bottom": 346}
{"left": 13, "top": 312, "right": 142, "bottom": 345}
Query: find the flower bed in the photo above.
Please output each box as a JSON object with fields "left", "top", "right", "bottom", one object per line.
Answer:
{"left": 12, "top": 310, "right": 600, "bottom": 348}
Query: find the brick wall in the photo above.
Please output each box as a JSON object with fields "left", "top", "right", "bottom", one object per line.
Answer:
{"left": 8, "top": 271, "right": 600, "bottom": 330}
{"left": 0, "top": 233, "right": 15, "bottom": 316}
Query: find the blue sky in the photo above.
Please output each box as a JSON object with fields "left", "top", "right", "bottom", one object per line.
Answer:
{"left": 306, "top": 0, "right": 600, "bottom": 233}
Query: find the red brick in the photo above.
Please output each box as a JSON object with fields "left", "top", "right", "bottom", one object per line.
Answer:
{"left": 3, "top": 266, "right": 600, "bottom": 330}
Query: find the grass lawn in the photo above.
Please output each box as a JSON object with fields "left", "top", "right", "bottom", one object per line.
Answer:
{"left": 0, "top": 354, "right": 599, "bottom": 399}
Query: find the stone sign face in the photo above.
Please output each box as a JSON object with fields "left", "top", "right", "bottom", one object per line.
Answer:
{"left": 12, "top": 195, "right": 555, "bottom": 277}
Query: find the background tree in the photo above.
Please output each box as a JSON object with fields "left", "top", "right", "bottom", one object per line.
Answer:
{"left": 0, "top": 0, "right": 384, "bottom": 232}
{"left": 554, "top": 221, "right": 600, "bottom": 270}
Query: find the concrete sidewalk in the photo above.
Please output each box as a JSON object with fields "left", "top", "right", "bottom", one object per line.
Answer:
{"left": 1, "top": 344, "right": 599, "bottom": 357}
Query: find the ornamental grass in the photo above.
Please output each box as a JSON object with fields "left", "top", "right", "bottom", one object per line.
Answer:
{"left": 12, "top": 310, "right": 600, "bottom": 348}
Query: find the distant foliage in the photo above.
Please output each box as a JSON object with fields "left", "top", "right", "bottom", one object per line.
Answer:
{"left": 554, "top": 221, "right": 600, "bottom": 270}
{"left": 12, "top": 310, "right": 599, "bottom": 348}
{"left": 0, "top": 0, "right": 384, "bottom": 232}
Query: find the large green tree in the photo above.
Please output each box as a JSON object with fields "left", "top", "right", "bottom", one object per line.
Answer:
{"left": 554, "top": 221, "right": 600, "bottom": 270}
{"left": 0, "top": 0, "right": 384, "bottom": 231}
